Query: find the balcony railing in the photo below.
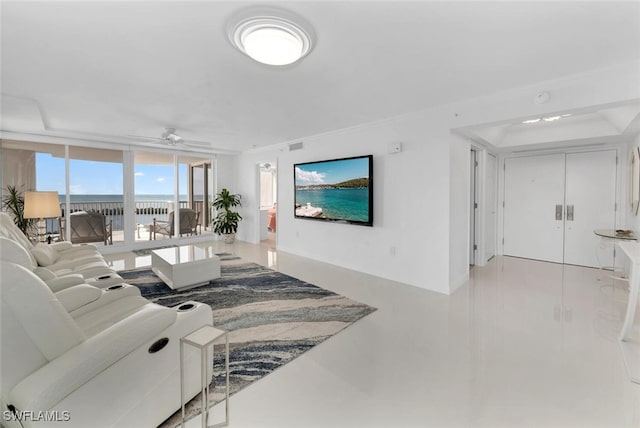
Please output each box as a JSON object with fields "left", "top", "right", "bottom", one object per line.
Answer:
{"left": 46, "top": 200, "right": 205, "bottom": 234}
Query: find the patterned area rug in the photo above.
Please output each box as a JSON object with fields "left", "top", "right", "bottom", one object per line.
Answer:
{"left": 118, "top": 259, "right": 375, "bottom": 427}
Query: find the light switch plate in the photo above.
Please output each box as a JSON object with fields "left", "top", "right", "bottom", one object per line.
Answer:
{"left": 388, "top": 142, "right": 402, "bottom": 154}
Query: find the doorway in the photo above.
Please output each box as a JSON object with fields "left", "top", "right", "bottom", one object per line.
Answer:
{"left": 485, "top": 153, "right": 497, "bottom": 261}
{"left": 259, "top": 162, "right": 277, "bottom": 245}
{"left": 503, "top": 149, "right": 617, "bottom": 268}
{"left": 188, "top": 161, "right": 213, "bottom": 233}
{"left": 469, "top": 149, "right": 497, "bottom": 267}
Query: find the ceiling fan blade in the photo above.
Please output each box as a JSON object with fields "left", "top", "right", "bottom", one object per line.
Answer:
{"left": 181, "top": 139, "right": 214, "bottom": 147}
{"left": 126, "top": 134, "right": 163, "bottom": 142}
{"left": 126, "top": 127, "right": 235, "bottom": 149}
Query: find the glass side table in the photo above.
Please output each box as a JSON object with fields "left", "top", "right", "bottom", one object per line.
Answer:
{"left": 593, "top": 229, "right": 637, "bottom": 284}
{"left": 180, "top": 325, "right": 229, "bottom": 428}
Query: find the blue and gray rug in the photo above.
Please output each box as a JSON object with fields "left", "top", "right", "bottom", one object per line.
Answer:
{"left": 118, "top": 258, "right": 375, "bottom": 426}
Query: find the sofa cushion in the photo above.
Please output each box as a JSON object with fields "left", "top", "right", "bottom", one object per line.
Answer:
{"left": 50, "top": 241, "right": 73, "bottom": 252}
{"left": 0, "top": 212, "right": 35, "bottom": 252}
{"left": 0, "top": 236, "right": 37, "bottom": 270}
{"left": 1, "top": 262, "right": 85, "bottom": 361}
{"left": 31, "top": 243, "right": 59, "bottom": 266}
{"left": 33, "top": 266, "right": 57, "bottom": 281}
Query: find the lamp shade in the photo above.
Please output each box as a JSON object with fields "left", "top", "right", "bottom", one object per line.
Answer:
{"left": 23, "top": 191, "right": 62, "bottom": 219}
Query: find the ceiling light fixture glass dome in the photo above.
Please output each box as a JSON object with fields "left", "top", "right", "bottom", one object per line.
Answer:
{"left": 229, "top": 9, "right": 314, "bottom": 66}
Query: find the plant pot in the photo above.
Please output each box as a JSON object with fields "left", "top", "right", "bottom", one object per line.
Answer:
{"left": 222, "top": 233, "right": 235, "bottom": 244}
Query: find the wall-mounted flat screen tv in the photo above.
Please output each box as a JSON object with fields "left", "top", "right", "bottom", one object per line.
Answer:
{"left": 294, "top": 155, "right": 373, "bottom": 226}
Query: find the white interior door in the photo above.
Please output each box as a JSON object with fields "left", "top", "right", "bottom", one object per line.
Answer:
{"left": 485, "top": 153, "right": 497, "bottom": 260}
{"left": 470, "top": 150, "right": 477, "bottom": 264}
{"left": 564, "top": 150, "right": 617, "bottom": 267}
{"left": 503, "top": 154, "right": 566, "bottom": 263}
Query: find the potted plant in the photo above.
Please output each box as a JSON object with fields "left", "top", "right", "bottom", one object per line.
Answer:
{"left": 211, "top": 188, "right": 242, "bottom": 243}
{"left": 2, "top": 185, "right": 37, "bottom": 238}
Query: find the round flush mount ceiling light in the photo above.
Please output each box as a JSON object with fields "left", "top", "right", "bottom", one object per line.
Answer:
{"left": 229, "top": 8, "right": 315, "bottom": 66}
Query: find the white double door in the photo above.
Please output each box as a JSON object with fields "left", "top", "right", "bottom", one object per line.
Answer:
{"left": 504, "top": 150, "right": 617, "bottom": 268}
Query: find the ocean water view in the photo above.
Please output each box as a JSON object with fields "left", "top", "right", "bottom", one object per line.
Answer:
{"left": 295, "top": 188, "right": 369, "bottom": 222}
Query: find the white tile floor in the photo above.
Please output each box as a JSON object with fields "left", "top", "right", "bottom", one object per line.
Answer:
{"left": 105, "top": 242, "right": 640, "bottom": 427}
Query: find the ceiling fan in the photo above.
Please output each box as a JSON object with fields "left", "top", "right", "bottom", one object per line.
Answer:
{"left": 158, "top": 127, "right": 183, "bottom": 145}
{"left": 128, "top": 127, "right": 212, "bottom": 148}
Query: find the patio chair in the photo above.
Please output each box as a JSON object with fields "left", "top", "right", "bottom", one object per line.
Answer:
{"left": 150, "top": 208, "right": 200, "bottom": 240}
{"left": 59, "top": 210, "right": 113, "bottom": 245}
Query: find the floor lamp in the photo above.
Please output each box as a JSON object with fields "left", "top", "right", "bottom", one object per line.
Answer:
{"left": 23, "top": 191, "right": 62, "bottom": 243}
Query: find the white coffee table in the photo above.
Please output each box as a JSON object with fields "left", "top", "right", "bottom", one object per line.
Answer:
{"left": 151, "top": 245, "right": 221, "bottom": 290}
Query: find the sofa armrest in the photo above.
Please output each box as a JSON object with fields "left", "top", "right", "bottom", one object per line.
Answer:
{"left": 9, "top": 304, "right": 177, "bottom": 412}
{"left": 56, "top": 285, "right": 102, "bottom": 312}
{"left": 68, "top": 285, "right": 141, "bottom": 318}
{"left": 50, "top": 241, "right": 73, "bottom": 252}
{"left": 45, "top": 274, "right": 85, "bottom": 293}
{"left": 48, "top": 257, "right": 106, "bottom": 272}
{"left": 33, "top": 266, "right": 57, "bottom": 281}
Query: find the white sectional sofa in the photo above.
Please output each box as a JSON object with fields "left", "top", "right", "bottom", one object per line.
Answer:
{"left": 0, "top": 236, "right": 121, "bottom": 291}
{"left": 0, "top": 213, "right": 215, "bottom": 427}
{"left": 0, "top": 213, "right": 123, "bottom": 287}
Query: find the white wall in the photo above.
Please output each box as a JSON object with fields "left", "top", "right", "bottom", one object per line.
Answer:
{"left": 237, "top": 109, "right": 456, "bottom": 294}
{"left": 1, "top": 148, "right": 36, "bottom": 192}
{"left": 215, "top": 154, "right": 236, "bottom": 193}
{"left": 232, "top": 61, "right": 640, "bottom": 295}
{"left": 449, "top": 137, "right": 471, "bottom": 292}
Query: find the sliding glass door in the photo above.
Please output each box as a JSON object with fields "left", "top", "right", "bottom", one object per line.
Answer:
{"left": 2, "top": 139, "right": 216, "bottom": 247}
{"left": 184, "top": 158, "right": 214, "bottom": 235}
{"left": 133, "top": 151, "right": 178, "bottom": 241}
{"left": 68, "top": 146, "right": 124, "bottom": 245}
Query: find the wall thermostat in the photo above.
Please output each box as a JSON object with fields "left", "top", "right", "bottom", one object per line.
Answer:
{"left": 534, "top": 91, "right": 550, "bottom": 104}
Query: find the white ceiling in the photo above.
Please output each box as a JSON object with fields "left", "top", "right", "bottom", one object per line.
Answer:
{"left": 2, "top": 1, "right": 640, "bottom": 153}
{"left": 456, "top": 102, "right": 640, "bottom": 151}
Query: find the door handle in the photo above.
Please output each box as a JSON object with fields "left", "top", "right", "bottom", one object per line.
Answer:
{"left": 566, "top": 205, "right": 574, "bottom": 221}
{"left": 555, "top": 204, "right": 563, "bottom": 220}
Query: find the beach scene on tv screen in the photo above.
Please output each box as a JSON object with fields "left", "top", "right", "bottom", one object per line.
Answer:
{"left": 295, "top": 157, "right": 370, "bottom": 223}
